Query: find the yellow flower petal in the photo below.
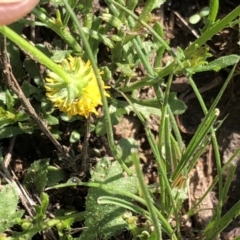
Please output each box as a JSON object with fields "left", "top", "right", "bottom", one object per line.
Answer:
{"left": 45, "top": 56, "right": 109, "bottom": 118}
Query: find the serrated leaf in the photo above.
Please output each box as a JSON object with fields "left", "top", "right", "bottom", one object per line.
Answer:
{"left": 23, "top": 159, "right": 49, "bottom": 194}
{"left": 80, "top": 158, "right": 137, "bottom": 240}
{"left": 0, "top": 184, "right": 24, "bottom": 233}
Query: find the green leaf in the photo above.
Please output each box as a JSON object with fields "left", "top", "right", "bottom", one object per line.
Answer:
{"left": 117, "top": 138, "right": 138, "bottom": 166}
{"left": 69, "top": 130, "right": 81, "bottom": 143}
{"left": 0, "top": 106, "right": 29, "bottom": 130}
{"left": 47, "top": 166, "right": 66, "bottom": 186}
{"left": 95, "top": 103, "right": 127, "bottom": 136}
{"left": 0, "top": 184, "right": 24, "bottom": 233}
{"left": 43, "top": 114, "right": 59, "bottom": 125}
{"left": 80, "top": 158, "right": 137, "bottom": 240}
{"left": 116, "top": 63, "right": 137, "bottom": 77}
{"left": 34, "top": 192, "right": 49, "bottom": 219}
{"left": 189, "top": 14, "right": 201, "bottom": 24}
{"left": 40, "top": 192, "right": 49, "bottom": 216}
{"left": 23, "top": 58, "right": 43, "bottom": 88}
{"left": 51, "top": 50, "right": 73, "bottom": 63}
{"left": 41, "top": 98, "right": 55, "bottom": 114}
{"left": 192, "top": 55, "right": 240, "bottom": 72}
{"left": 199, "top": 7, "right": 210, "bottom": 17}
{"left": 5, "top": 89, "right": 15, "bottom": 111}
{"left": 23, "top": 159, "right": 50, "bottom": 194}
{"left": 0, "top": 126, "right": 24, "bottom": 139}
{"left": 169, "top": 93, "right": 187, "bottom": 115}
{"left": 18, "top": 122, "right": 35, "bottom": 134}
{"left": 0, "top": 106, "right": 17, "bottom": 127}
{"left": 133, "top": 102, "right": 161, "bottom": 119}
{"left": 49, "top": 129, "right": 63, "bottom": 140}
{"left": 15, "top": 111, "right": 29, "bottom": 122}
{"left": 21, "top": 81, "right": 41, "bottom": 99}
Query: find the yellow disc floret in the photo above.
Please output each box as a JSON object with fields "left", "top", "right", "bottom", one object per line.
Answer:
{"left": 45, "top": 56, "right": 109, "bottom": 118}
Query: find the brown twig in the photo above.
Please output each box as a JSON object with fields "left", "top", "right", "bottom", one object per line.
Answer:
{"left": 80, "top": 116, "right": 90, "bottom": 173}
{"left": 0, "top": 34, "right": 70, "bottom": 159}
{"left": 0, "top": 137, "right": 35, "bottom": 216}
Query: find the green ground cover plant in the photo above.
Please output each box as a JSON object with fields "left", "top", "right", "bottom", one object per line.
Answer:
{"left": 0, "top": 0, "right": 240, "bottom": 239}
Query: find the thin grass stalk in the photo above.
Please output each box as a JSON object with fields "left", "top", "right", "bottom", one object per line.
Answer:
{"left": 172, "top": 108, "right": 219, "bottom": 180}
{"left": 126, "top": 16, "right": 176, "bottom": 208}
{"left": 82, "top": 0, "right": 93, "bottom": 29}
{"left": 128, "top": 16, "right": 155, "bottom": 76}
{"left": 110, "top": 0, "right": 185, "bottom": 154}
{"left": 131, "top": 149, "right": 162, "bottom": 239}
{"left": 62, "top": 0, "right": 132, "bottom": 175}
{"left": 187, "top": 145, "right": 240, "bottom": 218}
{"left": 163, "top": 114, "right": 180, "bottom": 229}
{"left": 202, "top": 0, "right": 219, "bottom": 32}
{"left": 204, "top": 65, "right": 236, "bottom": 219}
{"left": 203, "top": 200, "right": 240, "bottom": 240}
{"left": 221, "top": 165, "right": 236, "bottom": 205}
{"left": 32, "top": 7, "right": 82, "bottom": 52}
{"left": 170, "top": 134, "right": 182, "bottom": 167}
{"left": 159, "top": 73, "right": 173, "bottom": 160}
{"left": 185, "top": 5, "right": 240, "bottom": 54}
{"left": 98, "top": 196, "right": 152, "bottom": 219}
{"left": 121, "top": 92, "right": 179, "bottom": 221}
{"left": 158, "top": 74, "right": 173, "bottom": 210}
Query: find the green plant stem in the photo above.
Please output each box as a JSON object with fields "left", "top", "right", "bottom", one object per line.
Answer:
{"left": 186, "top": 4, "right": 240, "bottom": 54}
{"left": 82, "top": 0, "right": 93, "bottom": 29}
{"left": 131, "top": 149, "right": 162, "bottom": 239}
{"left": 121, "top": 92, "right": 179, "bottom": 222}
{"left": 32, "top": 7, "right": 82, "bottom": 53}
{"left": 204, "top": 199, "right": 240, "bottom": 240}
{"left": 205, "top": 65, "right": 237, "bottom": 219}
{"left": 111, "top": 0, "right": 240, "bottom": 74}
{"left": 62, "top": 0, "right": 132, "bottom": 175}
{"left": 127, "top": 15, "right": 183, "bottom": 173}
{"left": 0, "top": 26, "right": 71, "bottom": 84}
{"left": 159, "top": 73, "right": 173, "bottom": 159}
{"left": 172, "top": 108, "right": 219, "bottom": 180}
{"left": 111, "top": 0, "right": 184, "bottom": 151}
{"left": 204, "top": 0, "right": 219, "bottom": 30}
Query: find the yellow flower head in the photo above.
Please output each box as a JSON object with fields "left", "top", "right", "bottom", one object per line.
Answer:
{"left": 45, "top": 56, "right": 110, "bottom": 118}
